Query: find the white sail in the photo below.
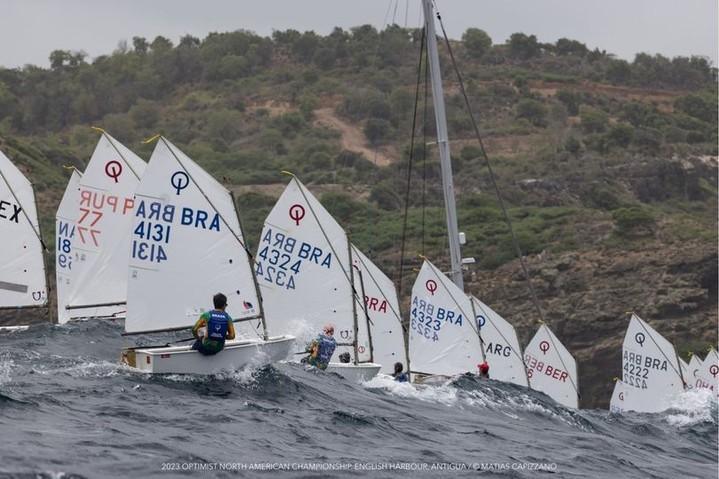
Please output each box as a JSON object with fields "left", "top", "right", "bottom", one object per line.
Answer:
{"left": 524, "top": 324, "right": 579, "bottom": 408}
{"left": 619, "top": 314, "right": 685, "bottom": 412}
{"left": 125, "top": 138, "right": 260, "bottom": 334}
{"left": 609, "top": 379, "right": 628, "bottom": 413}
{"left": 256, "top": 177, "right": 355, "bottom": 359}
{"left": 469, "top": 296, "right": 528, "bottom": 387}
{"left": 63, "top": 133, "right": 146, "bottom": 321}
{"left": 679, "top": 357, "right": 690, "bottom": 386}
{"left": 351, "top": 244, "right": 406, "bottom": 373}
{"left": 0, "top": 150, "right": 47, "bottom": 308}
{"left": 695, "top": 349, "right": 718, "bottom": 397}
{"left": 687, "top": 354, "right": 703, "bottom": 390}
{"left": 408, "top": 260, "right": 482, "bottom": 376}
{"left": 55, "top": 170, "right": 83, "bottom": 323}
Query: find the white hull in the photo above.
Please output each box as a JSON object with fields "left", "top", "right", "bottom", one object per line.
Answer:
{"left": 0, "top": 325, "right": 29, "bottom": 332}
{"left": 325, "top": 362, "right": 381, "bottom": 382}
{"left": 122, "top": 335, "right": 295, "bottom": 374}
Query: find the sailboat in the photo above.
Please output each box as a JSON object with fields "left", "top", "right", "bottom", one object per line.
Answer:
{"left": 408, "top": 259, "right": 482, "bottom": 377}
{"left": 470, "top": 297, "right": 529, "bottom": 387}
{"left": 524, "top": 324, "right": 579, "bottom": 408}
{"left": 610, "top": 313, "right": 685, "bottom": 413}
{"left": 56, "top": 131, "right": 146, "bottom": 324}
{"left": 55, "top": 169, "right": 83, "bottom": 324}
{"left": 609, "top": 379, "right": 628, "bottom": 413}
{"left": 256, "top": 175, "right": 382, "bottom": 382}
{"left": 695, "top": 348, "right": 718, "bottom": 397}
{"left": 350, "top": 245, "right": 407, "bottom": 375}
{"left": 121, "top": 137, "right": 295, "bottom": 374}
{"left": 0, "top": 149, "right": 48, "bottom": 331}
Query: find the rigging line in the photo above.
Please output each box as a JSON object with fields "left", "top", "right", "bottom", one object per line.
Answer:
{"left": 433, "top": 9, "right": 546, "bottom": 326}
{"left": 404, "top": 0, "right": 409, "bottom": 28}
{"left": 382, "top": 0, "right": 394, "bottom": 28}
{"left": 159, "top": 137, "right": 253, "bottom": 258}
{"left": 0, "top": 164, "right": 46, "bottom": 251}
{"left": 392, "top": 0, "right": 399, "bottom": 25}
{"left": 289, "top": 176, "right": 368, "bottom": 315}
{"left": 421, "top": 40, "right": 429, "bottom": 257}
{"left": 633, "top": 314, "right": 686, "bottom": 387}
{"left": 396, "top": 26, "right": 426, "bottom": 300}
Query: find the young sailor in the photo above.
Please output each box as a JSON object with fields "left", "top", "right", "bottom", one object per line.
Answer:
{"left": 305, "top": 324, "right": 337, "bottom": 370}
{"left": 478, "top": 361, "right": 490, "bottom": 379}
{"left": 191, "top": 293, "right": 235, "bottom": 356}
{"left": 393, "top": 362, "right": 409, "bottom": 382}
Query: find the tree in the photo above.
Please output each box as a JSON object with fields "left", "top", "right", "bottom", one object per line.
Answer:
{"left": 364, "top": 118, "right": 392, "bottom": 145}
{"left": 556, "top": 90, "right": 581, "bottom": 116}
{"left": 49, "top": 50, "right": 70, "bottom": 70}
{"left": 675, "top": 94, "right": 715, "bottom": 123}
{"left": 132, "top": 36, "right": 149, "bottom": 54}
{"left": 606, "top": 59, "right": 631, "bottom": 84}
{"left": 462, "top": 28, "right": 492, "bottom": 59}
{"left": 606, "top": 123, "right": 634, "bottom": 148}
{"left": 129, "top": 99, "right": 160, "bottom": 129}
{"left": 508, "top": 33, "right": 541, "bottom": 60}
{"left": 580, "top": 107, "right": 608, "bottom": 133}
{"left": 150, "top": 36, "right": 173, "bottom": 52}
{"left": 555, "top": 38, "right": 588, "bottom": 57}
{"left": 515, "top": 99, "right": 548, "bottom": 127}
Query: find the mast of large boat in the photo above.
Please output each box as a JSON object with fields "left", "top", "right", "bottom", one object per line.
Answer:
{"left": 421, "top": 0, "right": 463, "bottom": 289}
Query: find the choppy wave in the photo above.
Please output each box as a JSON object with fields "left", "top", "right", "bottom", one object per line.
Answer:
{"left": 0, "top": 319, "right": 716, "bottom": 478}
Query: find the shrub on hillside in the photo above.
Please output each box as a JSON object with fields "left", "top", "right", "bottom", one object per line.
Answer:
{"left": 515, "top": 99, "right": 548, "bottom": 127}
{"left": 612, "top": 206, "right": 655, "bottom": 236}
{"left": 580, "top": 106, "right": 608, "bottom": 133}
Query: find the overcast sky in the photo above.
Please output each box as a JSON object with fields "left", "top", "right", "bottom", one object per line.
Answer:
{"left": 1, "top": 0, "right": 716, "bottom": 69}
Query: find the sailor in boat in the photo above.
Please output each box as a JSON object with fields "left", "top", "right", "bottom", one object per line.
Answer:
{"left": 190, "top": 293, "right": 235, "bottom": 356}
{"left": 478, "top": 361, "right": 490, "bottom": 379}
{"left": 392, "top": 362, "right": 409, "bottom": 383}
{"left": 304, "top": 324, "right": 337, "bottom": 370}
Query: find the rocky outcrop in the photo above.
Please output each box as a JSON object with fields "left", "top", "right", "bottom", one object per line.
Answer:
{"left": 468, "top": 239, "right": 717, "bottom": 409}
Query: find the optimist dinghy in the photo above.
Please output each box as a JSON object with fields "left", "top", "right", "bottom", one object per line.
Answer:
{"left": 524, "top": 324, "right": 579, "bottom": 408}
{"left": 256, "top": 175, "right": 381, "bottom": 382}
{"left": 121, "top": 137, "right": 294, "bottom": 374}
{"left": 610, "top": 314, "right": 685, "bottom": 412}
{"left": 0, "top": 149, "right": 49, "bottom": 325}
{"left": 57, "top": 132, "right": 146, "bottom": 324}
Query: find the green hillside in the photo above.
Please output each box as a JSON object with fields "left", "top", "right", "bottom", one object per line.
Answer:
{"left": 1, "top": 26, "right": 716, "bottom": 407}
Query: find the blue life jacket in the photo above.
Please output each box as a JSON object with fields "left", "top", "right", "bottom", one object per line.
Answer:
{"left": 316, "top": 334, "right": 337, "bottom": 364}
{"left": 394, "top": 372, "right": 409, "bottom": 383}
{"left": 207, "top": 310, "right": 230, "bottom": 342}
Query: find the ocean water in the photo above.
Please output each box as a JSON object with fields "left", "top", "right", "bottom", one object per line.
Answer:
{"left": 0, "top": 319, "right": 716, "bottom": 478}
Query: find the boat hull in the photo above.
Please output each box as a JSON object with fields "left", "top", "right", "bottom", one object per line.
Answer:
{"left": 122, "top": 335, "right": 295, "bottom": 374}
{"left": 325, "top": 362, "right": 381, "bottom": 382}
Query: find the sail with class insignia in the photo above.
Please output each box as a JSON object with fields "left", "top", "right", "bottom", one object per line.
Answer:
{"left": 469, "top": 296, "right": 528, "bottom": 387}
{"left": 61, "top": 132, "right": 146, "bottom": 322}
{"left": 125, "top": 137, "right": 259, "bottom": 334}
{"left": 524, "top": 324, "right": 579, "bottom": 408}
{"left": 617, "top": 314, "right": 685, "bottom": 412}
{"left": 408, "top": 260, "right": 482, "bottom": 376}
{"left": 0, "top": 149, "right": 47, "bottom": 309}
{"left": 256, "top": 177, "right": 360, "bottom": 361}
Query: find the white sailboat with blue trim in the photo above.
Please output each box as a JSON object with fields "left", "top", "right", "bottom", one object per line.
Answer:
{"left": 121, "top": 137, "right": 294, "bottom": 374}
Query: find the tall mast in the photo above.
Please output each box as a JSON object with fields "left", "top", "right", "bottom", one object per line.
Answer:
{"left": 422, "top": 0, "right": 463, "bottom": 289}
